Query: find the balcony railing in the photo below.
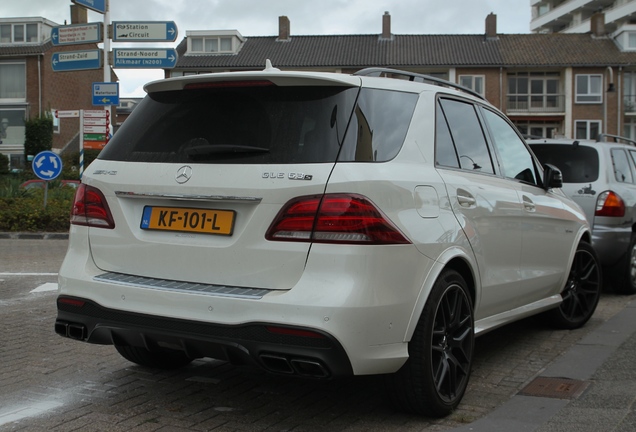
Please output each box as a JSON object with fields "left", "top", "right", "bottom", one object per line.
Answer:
{"left": 506, "top": 95, "right": 565, "bottom": 113}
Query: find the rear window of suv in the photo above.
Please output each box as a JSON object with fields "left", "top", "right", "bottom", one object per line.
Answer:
{"left": 530, "top": 144, "right": 599, "bottom": 183}
{"left": 99, "top": 84, "right": 418, "bottom": 164}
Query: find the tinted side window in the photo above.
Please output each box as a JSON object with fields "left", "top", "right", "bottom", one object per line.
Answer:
{"left": 482, "top": 108, "right": 538, "bottom": 185}
{"left": 530, "top": 144, "right": 599, "bottom": 183}
{"left": 339, "top": 89, "right": 418, "bottom": 162}
{"left": 438, "top": 99, "right": 495, "bottom": 174}
{"left": 612, "top": 149, "right": 634, "bottom": 183}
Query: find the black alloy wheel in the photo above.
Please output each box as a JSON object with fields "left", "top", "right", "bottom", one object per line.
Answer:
{"left": 547, "top": 241, "right": 602, "bottom": 329}
{"left": 385, "top": 269, "right": 474, "bottom": 417}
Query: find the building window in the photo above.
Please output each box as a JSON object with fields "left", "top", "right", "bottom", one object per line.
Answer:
{"left": 459, "top": 75, "right": 485, "bottom": 96}
{"left": 0, "top": 23, "right": 38, "bottom": 43}
{"left": 576, "top": 74, "right": 602, "bottom": 103}
{"left": 0, "top": 108, "right": 27, "bottom": 147}
{"left": 0, "top": 62, "right": 26, "bottom": 101}
{"left": 189, "top": 36, "right": 233, "bottom": 53}
{"left": 507, "top": 72, "right": 561, "bottom": 112}
{"left": 629, "top": 32, "right": 636, "bottom": 49}
{"left": 514, "top": 120, "right": 561, "bottom": 139}
{"left": 575, "top": 120, "right": 601, "bottom": 139}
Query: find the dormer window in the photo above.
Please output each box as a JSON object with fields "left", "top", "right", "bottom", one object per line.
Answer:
{"left": 613, "top": 25, "right": 636, "bottom": 51}
{"left": 186, "top": 30, "right": 244, "bottom": 55}
{"left": 0, "top": 23, "right": 38, "bottom": 43}
{"left": 191, "top": 36, "right": 233, "bottom": 53}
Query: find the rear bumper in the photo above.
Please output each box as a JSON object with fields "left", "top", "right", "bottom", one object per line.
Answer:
{"left": 592, "top": 224, "right": 632, "bottom": 266}
{"left": 55, "top": 296, "right": 352, "bottom": 378}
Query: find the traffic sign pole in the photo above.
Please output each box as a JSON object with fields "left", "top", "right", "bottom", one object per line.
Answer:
{"left": 103, "top": 0, "right": 111, "bottom": 118}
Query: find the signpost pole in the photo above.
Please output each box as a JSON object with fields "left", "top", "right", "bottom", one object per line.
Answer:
{"left": 103, "top": 0, "right": 111, "bottom": 120}
{"left": 80, "top": 110, "right": 85, "bottom": 178}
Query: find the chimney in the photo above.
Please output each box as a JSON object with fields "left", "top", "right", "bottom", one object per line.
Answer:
{"left": 381, "top": 11, "right": 392, "bottom": 40}
{"left": 591, "top": 10, "right": 606, "bottom": 36}
{"left": 278, "top": 16, "right": 290, "bottom": 41}
{"left": 485, "top": 13, "right": 497, "bottom": 39}
{"left": 70, "top": 4, "right": 88, "bottom": 24}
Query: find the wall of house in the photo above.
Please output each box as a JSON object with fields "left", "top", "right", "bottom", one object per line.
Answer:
{"left": 570, "top": 67, "right": 618, "bottom": 137}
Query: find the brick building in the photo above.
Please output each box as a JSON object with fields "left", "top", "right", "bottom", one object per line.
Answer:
{"left": 0, "top": 6, "right": 116, "bottom": 170}
{"left": 165, "top": 11, "right": 636, "bottom": 141}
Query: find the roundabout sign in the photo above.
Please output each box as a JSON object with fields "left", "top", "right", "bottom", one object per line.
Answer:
{"left": 32, "top": 151, "right": 63, "bottom": 181}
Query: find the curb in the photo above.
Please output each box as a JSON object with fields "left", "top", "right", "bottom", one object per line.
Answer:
{"left": 0, "top": 232, "right": 69, "bottom": 240}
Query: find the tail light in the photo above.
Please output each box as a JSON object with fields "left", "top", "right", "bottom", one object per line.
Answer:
{"left": 595, "top": 191, "right": 625, "bottom": 217}
{"left": 70, "top": 184, "right": 115, "bottom": 229}
{"left": 265, "top": 194, "right": 410, "bottom": 245}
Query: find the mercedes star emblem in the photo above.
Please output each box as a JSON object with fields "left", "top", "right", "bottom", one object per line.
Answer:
{"left": 175, "top": 165, "right": 192, "bottom": 184}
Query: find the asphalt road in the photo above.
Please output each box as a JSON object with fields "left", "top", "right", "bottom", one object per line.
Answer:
{"left": 1, "top": 238, "right": 634, "bottom": 431}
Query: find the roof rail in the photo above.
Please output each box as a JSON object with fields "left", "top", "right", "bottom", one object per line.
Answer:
{"left": 354, "top": 67, "right": 486, "bottom": 101}
{"left": 596, "top": 133, "right": 636, "bottom": 146}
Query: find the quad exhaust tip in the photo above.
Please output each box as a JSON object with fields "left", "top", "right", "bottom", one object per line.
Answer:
{"left": 55, "top": 321, "right": 87, "bottom": 341}
{"left": 260, "top": 354, "right": 329, "bottom": 378}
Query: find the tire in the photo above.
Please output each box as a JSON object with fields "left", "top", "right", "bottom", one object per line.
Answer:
{"left": 615, "top": 235, "right": 636, "bottom": 295}
{"left": 546, "top": 241, "right": 602, "bottom": 329}
{"left": 115, "top": 345, "right": 193, "bottom": 370}
{"left": 385, "top": 270, "right": 474, "bottom": 417}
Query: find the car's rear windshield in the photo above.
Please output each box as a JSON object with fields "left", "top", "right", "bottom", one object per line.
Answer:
{"left": 99, "top": 84, "right": 418, "bottom": 164}
{"left": 529, "top": 144, "right": 599, "bottom": 183}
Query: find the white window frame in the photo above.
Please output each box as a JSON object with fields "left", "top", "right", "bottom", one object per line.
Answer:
{"left": 575, "top": 120, "right": 602, "bottom": 139}
{"left": 0, "top": 23, "right": 38, "bottom": 43}
{"left": 458, "top": 75, "right": 485, "bottom": 96}
{"left": 575, "top": 74, "right": 603, "bottom": 104}
{"left": 0, "top": 61, "right": 27, "bottom": 102}
{"left": 188, "top": 36, "right": 234, "bottom": 53}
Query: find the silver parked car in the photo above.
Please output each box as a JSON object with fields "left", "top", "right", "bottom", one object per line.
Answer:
{"left": 529, "top": 134, "right": 636, "bottom": 294}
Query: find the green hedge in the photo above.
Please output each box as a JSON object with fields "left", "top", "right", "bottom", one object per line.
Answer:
{"left": 0, "top": 177, "right": 75, "bottom": 232}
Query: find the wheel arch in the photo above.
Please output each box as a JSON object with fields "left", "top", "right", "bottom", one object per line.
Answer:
{"left": 403, "top": 249, "right": 478, "bottom": 343}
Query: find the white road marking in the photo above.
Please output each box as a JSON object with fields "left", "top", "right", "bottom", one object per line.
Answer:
{"left": 31, "top": 283, "right": 58, "bottom": 293}
{"left": 0, "top": 273, "right": 58, "bottom": 276}
{"left": 0, "top": 400, "right": 63, "bottom": 426}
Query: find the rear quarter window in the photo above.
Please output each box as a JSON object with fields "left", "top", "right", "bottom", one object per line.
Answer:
{"left": 530, "top": 144, "right": 599, "bottom": 183}
{"left": 338, "top": 89, "right": 418, "bottom": 162}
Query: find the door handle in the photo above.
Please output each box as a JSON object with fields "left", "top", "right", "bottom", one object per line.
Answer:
{"left": 523, "top": 196, "right": 536, "bottom": 212}
{"left": 457, "top": 189, "right": 476, "bottom": 207}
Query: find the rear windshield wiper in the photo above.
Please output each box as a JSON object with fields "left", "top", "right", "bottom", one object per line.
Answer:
{"left": 184, "top": 144, "right": 270, "bottom": 157}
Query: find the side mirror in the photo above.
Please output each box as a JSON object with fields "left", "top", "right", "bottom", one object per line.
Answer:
{"left": 543, "top": 163, "right": 563, "bottom": 190}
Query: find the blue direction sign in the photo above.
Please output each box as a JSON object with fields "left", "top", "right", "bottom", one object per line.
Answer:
{"left": 51, "top": 22, "right": 101, "bottom": 46}
{"left": 112, "top": 48, "right": 178, "bottom": 69}
{"left": 72, "top": 0, "right": 106, "bottom": 14}
{"left": 93, "top": 82, "right": 119, "bottom": 106}
{"left": 113, "top": 21, "right": 178, "bottom": 42}
{"left": 32, "top": 151, "right": 63, "bottom": 181}
{"left": 52, "top": 50, "right": 102, "bottom": 72}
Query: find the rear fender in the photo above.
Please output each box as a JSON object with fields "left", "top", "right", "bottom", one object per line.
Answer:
{"left": 403, "top": 246, "right": 479, "bottom": 342}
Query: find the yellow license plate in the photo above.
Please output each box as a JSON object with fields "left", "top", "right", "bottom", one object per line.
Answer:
{"left": 141, "top": 206, "right": 235, "bottom": 236}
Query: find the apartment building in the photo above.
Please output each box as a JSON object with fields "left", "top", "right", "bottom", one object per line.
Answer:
{"left": 164, "top": 12, "right": 636, "bottom": 141}
{"left": 530, "top": 0, "right": 636, "bottom": 34}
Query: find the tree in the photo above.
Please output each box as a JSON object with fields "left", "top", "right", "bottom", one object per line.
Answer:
{"left": 24, "top": 116, "right": 53, "bottom": 162}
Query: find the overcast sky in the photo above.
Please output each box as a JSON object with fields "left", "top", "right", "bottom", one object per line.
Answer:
{"left": 5, "top": 0, "right": 532, "bottom": 96}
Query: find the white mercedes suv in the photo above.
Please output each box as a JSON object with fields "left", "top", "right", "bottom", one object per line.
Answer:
{"left": 56, "top": 66, "right": 601, "bottom": 417}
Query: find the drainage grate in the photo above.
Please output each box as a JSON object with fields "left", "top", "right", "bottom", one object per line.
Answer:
{"left": 519, "top": 376, "right": 590, "bottom": 400}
